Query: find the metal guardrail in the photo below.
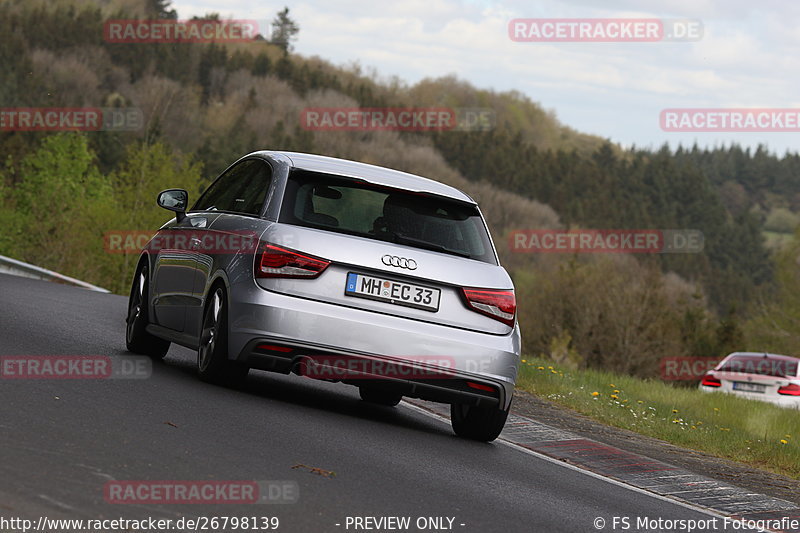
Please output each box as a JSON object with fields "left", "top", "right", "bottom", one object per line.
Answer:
{"left": 0, "top": 254, "right": 110, "bottom": 293}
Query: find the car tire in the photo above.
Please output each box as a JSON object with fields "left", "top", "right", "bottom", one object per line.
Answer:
{"left": 126, "top": 262, "right": 170, "bottom": 359}
{"left": 197, "top": 285, "right": 249, "bottom": 386}
{"left": 450, "top": 401, "right": 510, "bottom": 442}
{"left": 359, "top": 387, "right": 402, "bottom": 406}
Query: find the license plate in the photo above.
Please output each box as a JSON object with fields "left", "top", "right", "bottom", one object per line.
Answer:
{"left": 345, "top": 273, "right": 440, "bottom": 312}
{"left": 733, "top": 381, "right": 766, "bottom": 393}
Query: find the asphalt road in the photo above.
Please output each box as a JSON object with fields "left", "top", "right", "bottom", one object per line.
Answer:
{"left": 0, "top": 273, "right": 749, "bottom": 533}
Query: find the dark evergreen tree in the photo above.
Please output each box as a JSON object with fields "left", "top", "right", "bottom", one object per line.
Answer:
{"left": 270, "top": 7, "right": 299, "bottom": 52}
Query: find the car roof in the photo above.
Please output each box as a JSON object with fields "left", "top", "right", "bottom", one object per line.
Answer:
{"left": 724, "top": 352, "right": 799, "bottom": 362}
{"left": 252, "top": 151, "right": 475, "bottom": 203}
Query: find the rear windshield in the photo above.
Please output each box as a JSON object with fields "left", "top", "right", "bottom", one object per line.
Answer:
{"left": 279, "top": 170, "right": 497, "bottom": 264}
{"left": 718, "top": 355, "right": 799, "bottom": 378}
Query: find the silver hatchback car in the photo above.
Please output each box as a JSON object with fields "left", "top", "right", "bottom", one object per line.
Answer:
{"left": 126, "top": 151, "right": 521, "bottom": 441}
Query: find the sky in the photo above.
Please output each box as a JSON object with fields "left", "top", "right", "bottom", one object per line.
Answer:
{"left": 172, "top": 0, "right": 800, "bottom": 155}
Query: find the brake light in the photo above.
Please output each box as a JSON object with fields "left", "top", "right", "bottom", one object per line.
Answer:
{"left": 462, "top": 288, "right": 516, "bottom": 327}
{"left": 256, "top": 344, "right": 293, "bottom": 353}
{"left": 466, "top": 381, "right": 495, "bottom": 392}
{"left": 778, "top": 383, "right": 800, "bottom": 396}
{"left": 255, "top": 244, "right": 330, "bottom": 279}
{"left": 700, "top": 374, "right": 722, "bottom": 387}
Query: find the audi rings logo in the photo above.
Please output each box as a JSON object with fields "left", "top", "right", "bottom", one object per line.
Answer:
{"left": 381, "top": 255, "right": 418, "bottom": 270}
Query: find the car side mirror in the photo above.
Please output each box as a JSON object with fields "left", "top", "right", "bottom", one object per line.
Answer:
{"left": 157, "top": 189, "right": 189, "bottom": 223}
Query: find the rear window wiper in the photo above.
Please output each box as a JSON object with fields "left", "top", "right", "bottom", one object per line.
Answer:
{"left": 389, "top": 232, "right": 472, "bottom": 258}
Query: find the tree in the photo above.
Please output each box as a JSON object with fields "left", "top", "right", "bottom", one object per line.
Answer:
{"left": 270, "top": 7, "right": 299, "bottom": 52}
{"left": 103, "top": 142, "right": 204, "bottom": 293}
{"left": 252, "top": 53, "right": 271, "bottom": 77}
{"left": 146, "top": 0, "right": 178, "bottom": 19}
{"left": 0, "top": 133, "right": 113, "bottom": 280}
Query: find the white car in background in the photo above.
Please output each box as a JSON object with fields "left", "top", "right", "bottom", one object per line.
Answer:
{"left": 699, "top": 352, "right": 800, "bottom": 408}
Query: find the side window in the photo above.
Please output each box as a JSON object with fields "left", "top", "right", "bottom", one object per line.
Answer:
{"left": 192, "top": 159, "right": 272, "bottom": 215}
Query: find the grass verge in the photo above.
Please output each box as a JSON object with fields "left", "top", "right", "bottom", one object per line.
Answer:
{"left": 516, "top": 356, "right": 800, "bottom": 479}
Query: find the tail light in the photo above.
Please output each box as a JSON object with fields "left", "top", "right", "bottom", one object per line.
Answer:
{"left": 700, "top": 374, "right": 722, "bottom": 387}
{"left": 462, "top": 288, "right": 516, "bottom": 327}
{"left": 255, "top": 244, "right": 330, "bottom": 279}
{"left": 778, "top": 383, "right": 800, "bottom": 396}
{"left": 466, "top": 381, "right": 495, "bottom": 393}
{"left": 256, "top": 344, "right": 294, "bottom": 353}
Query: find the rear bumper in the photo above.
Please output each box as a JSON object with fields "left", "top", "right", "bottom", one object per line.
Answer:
{"left": 240, "top": 339, "right": 503, "bottom": 408}
{"left": 699, "top": 385, "right": 800, "bottom": 408}
{"left": 228, "top": 283, "right": 521, "bottom": 409}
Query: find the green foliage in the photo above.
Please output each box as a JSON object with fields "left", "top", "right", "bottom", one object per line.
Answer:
{"left": 252, "top": 53, "right": 271, "bottom": 77}
{"left": 514, "top": 256, "right": 730, "bottom": 378}
{"left": 744, "top": 232, "right": 800, "bottom": 355}
{"left": 436, "top": 135, "right": 773, "bottom": 311}
{"left": 98, "top": 141, "right": 204, "bottom": 293}
{"left": 111, "top": 141, "right": 204, "bottom": 224}
{"left": 0, "top": 133, "right": 111, "bottom": 278}
{"left": 0, "top": 134, "right": 203, "bottom": 294}
{"left": 195, "top": 118, "right": 259, "bottom": 178}
{"left": 764, "top": 207, "right": 800, "bottom": 233}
